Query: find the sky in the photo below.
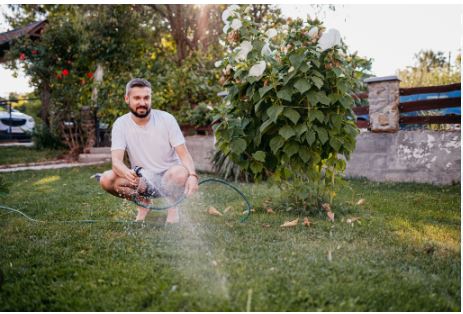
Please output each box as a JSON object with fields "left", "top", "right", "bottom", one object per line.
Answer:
{"left": 0, "top": 4, "right": 461, "bottom": 98}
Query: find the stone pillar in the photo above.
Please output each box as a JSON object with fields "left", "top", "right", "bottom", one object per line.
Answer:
{"left": 365, "top": 76, "right": 400, "bottom": 133}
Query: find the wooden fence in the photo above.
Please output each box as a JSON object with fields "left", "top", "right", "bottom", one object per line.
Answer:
{"left": 352, "top": 82, "right": 461, "bottom": 129}
{"left": 398, "top": 83, "right": 460, "bottom": 125}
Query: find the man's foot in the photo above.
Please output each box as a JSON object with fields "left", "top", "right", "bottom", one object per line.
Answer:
{"left": 90, "top": 173, "right": 102, "bottom": 182}
{"left": 135, "top": 206, "right": 150, "bottom": 221}
{"left": 165, "top": 207, "right": 180, "bottom": 224}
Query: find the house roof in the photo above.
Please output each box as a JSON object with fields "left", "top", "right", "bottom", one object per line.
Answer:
{"left": 0, "top": 20, "right": 47, "bottom": 62}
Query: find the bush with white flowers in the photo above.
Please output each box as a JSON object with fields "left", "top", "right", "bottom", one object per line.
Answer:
{"left": 215, "top": 5, "right": 361, "bottom": 207}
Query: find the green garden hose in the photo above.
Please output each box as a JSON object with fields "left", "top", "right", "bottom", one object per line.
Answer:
{"left": 132, "top": 178, "right": 252, "bottom": 222}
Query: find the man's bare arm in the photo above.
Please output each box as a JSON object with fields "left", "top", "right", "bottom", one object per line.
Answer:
{"left": 175, "top": 144, "right": 199, "bottom": 196}
{"left": 112, "top": 149, "right": 137, "bottom": 185}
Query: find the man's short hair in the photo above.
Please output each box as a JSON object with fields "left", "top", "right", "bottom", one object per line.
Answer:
{"left": 125, "top": 78, "right": 152, "bottom": 96}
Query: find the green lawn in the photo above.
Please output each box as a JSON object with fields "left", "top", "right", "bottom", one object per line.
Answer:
{"left": 0, "top": 146, "right": 66, "bottom": 165}
{"left": 0, "top": 164, "right": 460, "bottom": 311}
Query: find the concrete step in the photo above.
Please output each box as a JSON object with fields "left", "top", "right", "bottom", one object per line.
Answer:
{"left": 89, "top": 146, "right": 111, "bottom": 154}
{"left": 79, "top": 153, "right": 111, "bottom": 163}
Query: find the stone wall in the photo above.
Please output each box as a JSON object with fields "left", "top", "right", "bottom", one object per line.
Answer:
{"left": 185, "top": 131, "right": 461, "bottom": 185}
{"left": 344, "top": 130, "right": 460, "bottom": 184}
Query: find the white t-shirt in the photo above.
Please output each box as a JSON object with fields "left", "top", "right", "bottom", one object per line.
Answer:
{"left": 111, "top": 109, "right": 185, "bottom": 173}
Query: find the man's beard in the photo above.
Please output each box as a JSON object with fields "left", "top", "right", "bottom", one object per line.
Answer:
{"left": 130, "top": 105, "right": 151, "bottom": 118}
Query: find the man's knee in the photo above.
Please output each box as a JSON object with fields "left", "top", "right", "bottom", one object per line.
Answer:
{"left": 100, "top": 170, "right": 116, "bottom": 191}
{"left": 163, "top": 165, "right": 189, "bottom": 186}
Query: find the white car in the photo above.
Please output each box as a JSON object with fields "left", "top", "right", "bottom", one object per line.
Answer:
{"left": 0, "top": 107, "right": 35, "bottom": 136}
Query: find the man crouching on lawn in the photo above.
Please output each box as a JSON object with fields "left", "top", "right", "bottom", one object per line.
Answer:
{"left": 99, "top": 78, "right": 199, "bottom": 223}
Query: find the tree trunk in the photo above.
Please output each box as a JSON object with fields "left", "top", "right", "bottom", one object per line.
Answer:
{"left": 39, "top": 82, "right": 51, "bottom": 127}
{"left": 83, "top": 63, "right": 104, "bottom": 152}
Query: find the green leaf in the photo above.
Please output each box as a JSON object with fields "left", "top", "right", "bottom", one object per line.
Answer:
{"left": 294, "top": 123, "right": 308, "bottom": 137}
{"left": 329, "top": 137, "right": 342, "bottom": 151}
{"left": 318, "top": 92, "right": 331, "bottom": 105}
{"left": 283, "top": 141, "right": 299, "bottom": 157}
{"left": 313, "top": 110, "right": 325, "bottom": 123}
{"left": 298, "top": 146, "right": 311, "bottom": 162}
{"left": 305, "top": 132, "right": 316, "bottom": 145}
{"left": 254, "top": 99, "right": 264, "bottom": 112}
{"left": 252, "top": 151, "right": 266, "bottom": 162}
{"left": 330, "top": 114, "right": 343, "bottom": 129}
{"left": 289, "top": 52, "right": 304, "bottom": 68}
{"left": 316, "top": 127, "right": 328, "bottom": 144}
{"left": 259, "top": 85, "right": 273, "bottom": 97}
{"left": 269, "top": 135, "right": 285, "bottom": 154}
{"left": 294, "top": 78, "right": 311, "bottom": 94}
{"left": 312, "top": 76, "right": 323, "bottom": 89}
{"left": 277, "top": 87, "right": 293, "bottom": 102}
{"left": 230, "top": 138, "right": 247, "bottom": 154}
{"left": 250, "top": 161, "right": 263, "bottom": 174}
{"left": 340, "top": 95, "right": 353, "bottom": 108}
{"left": 284, "top": 108, "right": 300, "bottom": 124}
{"left": 279, "top": 125, "right": 296, "bottom": 140}
{"left": 259, "top": 119, "right": 273, "bottom": 134}
{"left": 267, "top": 104, "right": 284, "bottom": 122}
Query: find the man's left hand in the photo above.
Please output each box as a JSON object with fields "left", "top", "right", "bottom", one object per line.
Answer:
{"left": 184, "top": 175, "right": 199, "bottom": 196}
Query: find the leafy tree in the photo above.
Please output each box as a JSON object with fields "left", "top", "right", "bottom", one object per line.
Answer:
{"left": 3, "top": 5, "right": 151, "bottom": 155}
{"left": 214, "top": 6, "right": 361, "bottom": 210}
{"left": 397, "top": 49, "right": 461, "bottom": 87}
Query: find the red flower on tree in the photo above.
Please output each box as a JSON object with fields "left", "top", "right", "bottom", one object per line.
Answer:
{"left": 31, "top": 50, "right": 38, "bottom": 55}
{"left": 86, "top": 72, "right": 94, "bottom": 79}
{"left": 62, "top": 69, "right": 69, "bottom": 76}
{"left": 19, "top": 53, "right": 26, "bottom": 60}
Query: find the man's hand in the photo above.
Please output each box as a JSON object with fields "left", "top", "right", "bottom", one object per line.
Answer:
{"left": 124, "top": 168, "right": 138, "bottom": 187}
{"left": 184, "top": 175, "right": 199, "bottom": 197}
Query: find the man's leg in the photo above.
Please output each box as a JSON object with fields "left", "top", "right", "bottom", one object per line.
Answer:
{"left": 99, "top": 170, "right": 150, "bottom": 221}
{"left": 160, "top": 165, "right": 189, "bottom": 224}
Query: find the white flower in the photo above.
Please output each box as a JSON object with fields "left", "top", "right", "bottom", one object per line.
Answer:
{"left": 222, "top": 5, "right": 240, "bottom": 23}
{"left": 230, "top": 19, "right": 242, "bottom": 30}
{"left": 307, "top": 27, "right": 318, "bottom": 38}
{"left": 261, "top": 42, "right": 272, "bottom": 56}
{"left": 248, "top": 61, "right": 266, "bottom": 77}
{"left": 318, "top": 28, "right": 341, "bottom": 51}
{"left": 214, "top": 60, "right": 223, "bottom": 68}
{"left": 223, "top": 23, "right": 230, "bottom": 34}
{"left": 281, "top": 25, "right": 289, "bottom": 31}
{"left": 235, "top": 40, "right": 253, "bottom": 61}
{"left": 265, "top": 28, "right": 278, "bottom": 39}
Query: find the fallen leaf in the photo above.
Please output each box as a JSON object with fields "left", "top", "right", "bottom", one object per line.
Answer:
{"left": 211, "top": 260, "right": 218, "bottom": 267}
{"left": 356, "top": 198, "right": 366, "bottom": 206}
{"left": 266, "top": 207, "right": 275, "bottom": 214}
{"left": 346, "top": 216, "right": 361, "bottom": 224}
{"left": 207, "top": 206, "right": 223, "bottom": 216}
{"left": 262, "top": 223, "right": 271, "bottom": 228}
{"left": 321, "top": 203, "right": 331, "bottom": 212}
{"left": 224, "top": 206, "right": 232, "bottom": 213}
{"left": 280, "top": 218, "right": 299, "bottom": 228}
{"left": 327, "top": 211, "right": 335, "bottom": 222}
{"left": 303, "top": 217, "right": 312, "bottom": 227}
{"left": 327, "top": 250, "right": 333, "bottom": 262}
